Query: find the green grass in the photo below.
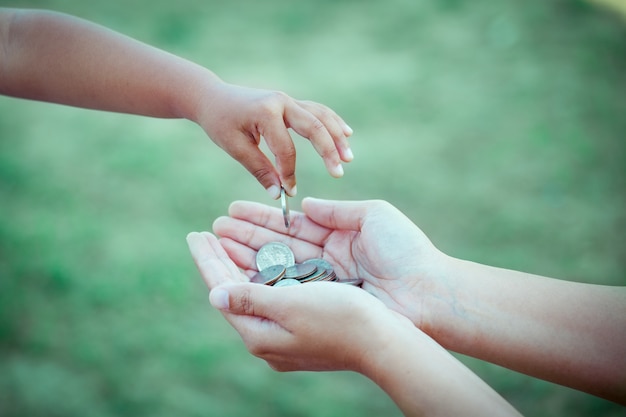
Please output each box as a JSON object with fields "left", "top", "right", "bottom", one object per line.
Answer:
{"left": 1, "top": 0, "right": 625, "bottom": 416}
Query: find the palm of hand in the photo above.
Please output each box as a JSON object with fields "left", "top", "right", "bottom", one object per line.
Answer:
{"left": 318, "top": 205, "right": 440, "bottom": 324}
{"left": 214, "top": 199, "right": 440, "bottom": 326}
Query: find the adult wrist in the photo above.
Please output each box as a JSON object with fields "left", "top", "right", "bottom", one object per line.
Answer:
{"left": 415, "top": 254, "right": 476, "bottom": 350}
{"left": 356, "top": 313, "right": 419, "bottom": 380}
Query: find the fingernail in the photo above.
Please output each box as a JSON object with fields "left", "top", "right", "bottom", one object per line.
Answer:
{"left": 288, "top": 185, "right": 297, "bottom": 197}
{"left": 331, "top": 164, "right": 344, "bottom": 177}
{"left": 266, "top": 185, "right": 280, "bottom": 200}
{"left": 209, "top": 287, "right": 230, "bottom": 310}
{"left": 344, "top": 148, "right": 354, "bottom": 161}
{"left": 344, "top": 124, "right": 353, "bottom": 136}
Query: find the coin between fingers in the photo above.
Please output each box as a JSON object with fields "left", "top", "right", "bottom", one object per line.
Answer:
{"left": 281, "top": 186, "right": 290, "bottom": 228}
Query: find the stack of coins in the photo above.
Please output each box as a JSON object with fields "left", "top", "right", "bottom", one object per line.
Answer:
{"left": 251, "top": 242, "right": 363, "bottom": 287}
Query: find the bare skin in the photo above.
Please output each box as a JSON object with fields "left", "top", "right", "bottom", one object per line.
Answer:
{"left": 187, "top": 232, "right": 523, "bottom": 417}
{"left": 0, "top": 8, "right": 353, "bottom": 197}
{"left": 196, "top": 198, "right": 626, "bottom": 406}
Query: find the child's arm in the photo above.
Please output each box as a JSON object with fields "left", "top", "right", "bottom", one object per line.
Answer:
{"left": 0, "top": 8, "right": 353, "bottom": 196}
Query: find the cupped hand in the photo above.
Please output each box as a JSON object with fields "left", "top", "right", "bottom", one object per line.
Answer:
{"left": 186, "top": 230, "right": 401, "bottom": 373}
{"left": 196, "top": 82, "right": 353, "bottom": 198}
{"left": 212, "top": 198, "right": 450, "bottom": 330}
{"left": 208, "top": 280, "right": 401, "bottom": 373}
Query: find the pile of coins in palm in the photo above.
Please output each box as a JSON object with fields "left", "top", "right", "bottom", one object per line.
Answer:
{"left": 252, "top": 242, "right": 363, "bottom": 287}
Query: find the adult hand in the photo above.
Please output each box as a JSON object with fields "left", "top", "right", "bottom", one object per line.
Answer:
{"left": 211, "top": 198, "right": 450, "bottom": 331}
{"left": 210, "top": 199, "right": 626, "bottom": 405}
{"left": 195, "top": 83, "right": 353, "bottom": 198}
{"left": 209, "top": 280, "right": 402, "bottom": 373}
{"left": 186, "top": 230, "right": 400, "bottom": 372}
{"left": 186, "top": 231, "right": 522, "bottom": 416}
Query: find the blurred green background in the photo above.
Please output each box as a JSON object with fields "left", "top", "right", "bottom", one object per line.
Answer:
{"left": 1, "top": 0, "right": 624, "bottom": 416}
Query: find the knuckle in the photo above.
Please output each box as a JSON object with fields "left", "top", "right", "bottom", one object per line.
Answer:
{"left": 314, "top": 106, "right": 333, "bottom": 121}
{"left": 249, "top": 166, "right": 274, "bottom": 183}
{"left": 309, "top": 118, "right": 327, "bottom": 135}
{"left": 259, "top": 91, "right": 288, "bottom": 116}
{"left": 227, "top": 141, "right": 254, "bottom": 159}
{"left": 276, "top": 145, "right": 297, "bottom": 161}
{"left": 320, "top": 145, "right": 338, "bottom": 161}
{"left": 237, "top": 288, "right": 254, "bottom": 316}
{"left": 271, "top": 90, "right": 289, "bottom": 102}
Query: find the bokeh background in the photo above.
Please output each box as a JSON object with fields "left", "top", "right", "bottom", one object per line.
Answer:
{"left": 1, "top": 0, "right": 624, "bottom": 416}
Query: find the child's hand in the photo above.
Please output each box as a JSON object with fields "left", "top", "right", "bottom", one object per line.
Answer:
{"left": 195, "top": 83, "right": 353, "bottom": 198}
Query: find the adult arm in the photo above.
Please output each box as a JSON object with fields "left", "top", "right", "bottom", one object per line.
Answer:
{"left": 428, "top": 258, "right": 626, "bottom": 404}
{"left": 186, "top": 231, "right": 523, "bottom": 417}
{"left": 211, "top": 198, "right": 626, "bottom": 404}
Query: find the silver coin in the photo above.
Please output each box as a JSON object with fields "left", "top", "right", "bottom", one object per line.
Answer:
{"left": 298, "top": 267, "right": 327, "bottom": 282}
{"left": 338, "top": 278, "right": 363, "bottom": 287}
{"left": 302, "top": 258, "right": 333, "bottom": 271}
{"left": 317, "top": 269, "right": 337, "bottom": 282}
{"left": 284, "top": 263, "right": 318, "bottom": 280}
{"left": 256, "top": 242, "right": 295, "bottom": 271}
{"left": 250, "top": 264, "right": 286, "bottom": 285}
{"left": 273, "top": 278, "right": 301, "bottom": 287}
{"left": 281, "top": 186, "right": 290, "bottom": 228}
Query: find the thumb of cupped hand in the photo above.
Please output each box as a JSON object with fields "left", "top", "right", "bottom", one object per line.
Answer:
{"left": 209, "top": 285, "right": 232, "bottom": 310}
{"left": 209, "top": 283, "right": 271, "bottom": 316}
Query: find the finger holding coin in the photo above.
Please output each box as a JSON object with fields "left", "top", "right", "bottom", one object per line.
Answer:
{"left": 251, "top": 114, "right": 297, "bottom": 194}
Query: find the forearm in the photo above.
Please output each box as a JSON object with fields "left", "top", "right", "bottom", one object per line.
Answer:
{"left": 0, "top": 8, "right": 219, "bottom": 121}
{"left": 426, "top": 256, "right": 626, "bottom": 404}
{"left": 363, "top": 317, "right": 522, "bottom": 417}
